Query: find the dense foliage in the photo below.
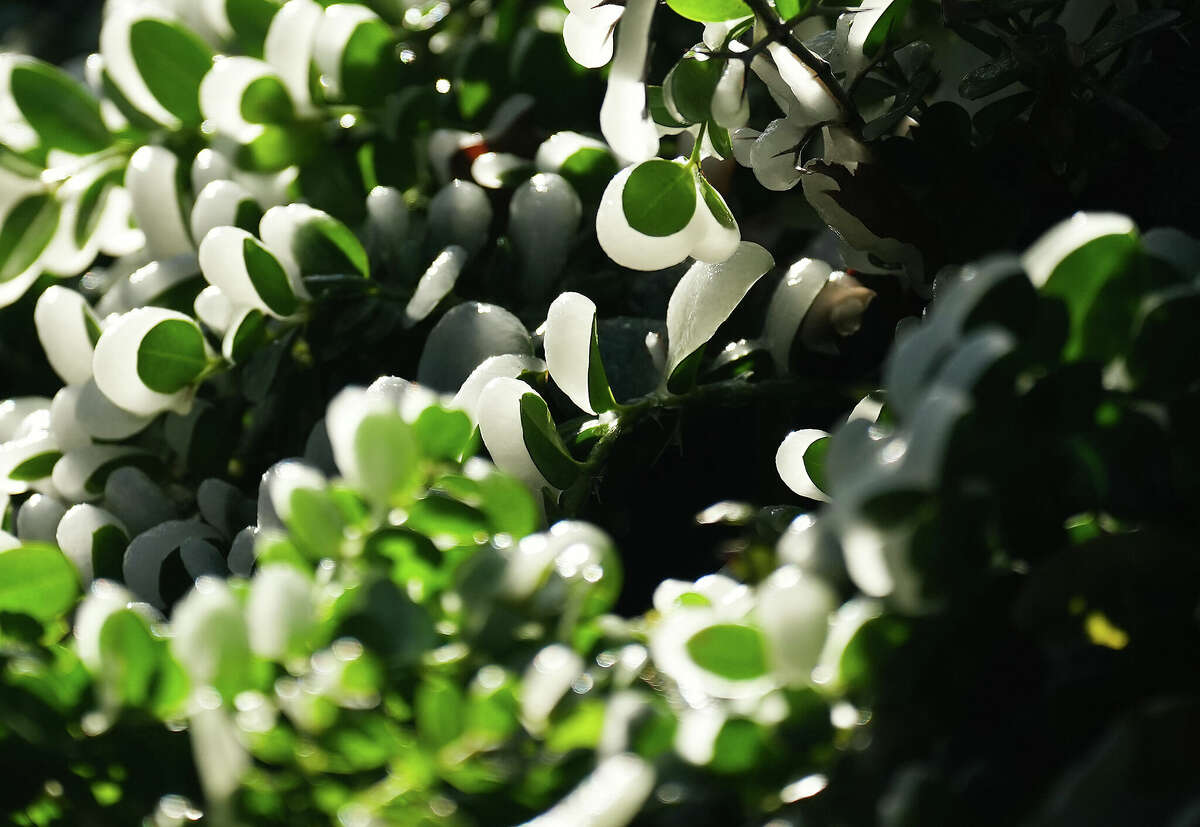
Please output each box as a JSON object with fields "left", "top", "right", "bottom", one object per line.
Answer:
{"left": 0, "top": 0, "right": 1196, "bottom": 824}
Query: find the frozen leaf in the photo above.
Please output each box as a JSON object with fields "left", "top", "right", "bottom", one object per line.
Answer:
{"left": 35, "top": 285, "right": 101, "bottom": 386}
{"left": 56, "top": 504, "right": 128, "bottom": 585}
{"left": 756, "top": 565, "right": 836, "bottom": 684}
{"left": 260, "top": 202, "right": 368, "bottom": 278}
{"left": 405, "top": 246, "right": 467, "bottom": 328}
{"left": 427, "top": 180, "right": 493, "bottom": 257}
{"left": 599, "top": 0, "right": 660, "bottom": 163}
{"left": 544, "top": 292, "right": 616, "bottom": 415}
{"left": 454, "top": 353, "right": 547, "bottom": 423}
{"left": 93, "top": 307, "right": 213, "bottom": 417}
{"left": 199, "top": 225, "right": 306, "bottom": 318}
{"left": 563, "top": 0, "right": 624, "bottom": 69}
{"left": 246, "top": 565, "right": 313, "bottom": 659}
{"left": 763, "top": 257, "right": 833, "bottom": 372}
{"left": 263, "top": 0, "right": 322, "bottom": 114}
{"left": 126, "top": 146, "right": 194, "bottom": 260}
{"left": 509, "top": 173, "right": 583, "bottom": 301}
{"left": 15, "top": 493, "right": 67, "bottom": 545}
{"left": 417, "top": 302, "right": 533, "bottom": 393}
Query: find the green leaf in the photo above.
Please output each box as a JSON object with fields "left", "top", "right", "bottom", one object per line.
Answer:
{"left": 340, "top": 18, "right": 399, "bottom": 105}
{"left": 405, "top": 496, "right": 488, "bottom": 547}
{"left": 128, "top": 18, "right": 214, "bottom": 126}
{"left": 413, "top": 406, "right": 475, "bottom": 462}
{"left": 416, "top": 679, "right": 465, "bottom": 748}
{"left": 686, "top": 623, "right": 769, "bottom": 680}
{"left": 288, "top": 487, "right": 347, "bottom": 558}
{"left": 243, "top": 237, "right": 298, "bottom": 315}
{"left": 8, "top": 450, "right": 62, "bottom": 482}
{"left": 240, "top": 75, "right": 295, "bottom": 124}
{"left": 665, "top": 53, "right": 723, "bottom": 125}
{"left": 648, "top": 86, "right": 688, "bottom": 129}
{"left": 435, "top": 472, "right": 540, "bottom": 538}
{"left": 91, "top": 523, "right": 128, "bottom": 582}
{"left": 803, "top": 436, "right": 830, "bottom": 494}
{"left": 862, "top": 0, "right": 912, "bottom": 58}
{"left": 235, "top": 121, "right": 322, "bottom": 172}
{"left": 1041, "top": 232, "right": 1140, "bottom": 361}
{"left": 586, "top": 318, "right": 617, "bottom": 414}
{"left": 666, "top": 0, "right": 752, "bottom": 23}
{"left": 707, "top": 122, "right": 733, "bottom": 160}
{"left": 518, "top": 392, "right": 582, "bottom": 490}
{"left": 0, "top": 192, "right": 60, "bottom": 282}
{"left": 558, "top": 147, "right": 619, "bottom": 202}
{"left": 10, "top": 61, "right": 112, "bottom": 155}
{"left": 74, "top": 167, "right": 124, "bottom": 248}
{"left": 0, "top": 143, "right": 45, "bottom": 179}
{"left": 98, "top": 609, "right": 160, "bottom": 707}
{"left": 136, "top": 318, "right": 208, "bottom": 393}
{"left": 710, "top": 718, "right": 765, "bottom": 772}
{"left": 622, "top": 159, "right": 697, "bottom": 238}
{"left": 227, "top": 309, "right": 268, "bottom": 363}
{"left": 775, "top": 0, "right": 807, "bottom": 20}
{"left": 226, "top": 0, "right": 282, "bottom": 58}
{"left": 295, "top": 214, "right": 370, "bottom": 278}
{"left": 699, "top": 174, "right": 736, "bottom": 230}
{"left": 545, "top": 699, "right": 605, "bottom": 753}
{"left": 0, "top": 544, "right": 78, "bottom": 622}
{"left": 355, "top": 414, "right": 421, "bottom": 503}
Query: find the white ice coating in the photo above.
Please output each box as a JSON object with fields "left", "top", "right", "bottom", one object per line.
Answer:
{"left": 56, "top": 503, "right": 126, "bottom": 584}
{"left": 199, "top": 56, "right": 276, "bottom": 143}
{"left": 756, "top": 564, "right": 836, "bottom": 685}
{"left": 428, "top": 129, "right": 481, "bottom": 183}
{"left": 598, "top": 0, "right": 659, "bottom": 163}
{"left": 246, "top": 565, "right": 314, "bottom": 659}
{"left": 16, "top": 493, "right": 67, "bottom": 544}
{"left": 93, "top": 307, "right": 209, "bottom": 417}
{"left": 711, "top": 56, "right": 749, "bottom": 130}
{"left": 324, "top": 386, "right": 398, "bottom": 488}
{"left": 313, "top": 3, "right": 379, "bottom": 100}
{"left": 520, "top": 643, "right": 585, "bottom": 734}
{"left": 766, "top": 43, "right": 841, "bottom": 123}
{"left": 501, "top": 520, "right": 613, "bottom": 600}
{"left": 544, "top": 291, "right": 602, "bottom": 414}
{"left": 665, "top": 241, "right": 774, "bottom": 378}
{"left": 35, "top": 286, "right": 99, "bottom": 386}
{"left": 1021, "top": 212, "right": 1137, "bottom": 288}
{"left": 775, "top": 428, "right": 831, "bottom": 502}
{"left": 100, "top": 7, "right": 183, "bottom": 128}
{"left": 40, "top": 158, "right": 129, "bottom": 277}
{"left": 563, "top": 0, "right": 624, "bottom": 69}
{"left": 258, "top": 202, "right": 327, "bottom": 276}
{"left": 674, "top": 705, "right": 726, "bottom": 765}
{"left": 835, "top": 0, "right": 894, "bottom": 85}
{"left": 97, "top": 253, "right": 200, "bottom": 316}
{"left": 519, "top": 753, "right": 655, "bottom": 827}
{"left": 366, "top": 185, "right": 410, "bottom": 249}
{"left": 221, "top": 307, "right": 265, "bottom": 362}
{"left": 198, "top": 0, "right": 234, "bottom": 40}
{"left": 763, "top": 257, "right": 833, "bottom": 372}
{"left": 263, "top": 0, "right": 323, "bottom": 115}
{"left": 812, "top": 596, "right": 882, "bottom": 688}
{"left": 470, "top": 152, "right": 529, "bottom": 189}
{"left": 126, "top": 146, "right": 194, "bottom": 260}
{"left": 475, "top": 378, "right": 553, "bottom": 492}
{"left": 191, "top": 147, "right": 233, "bottom": 193}
{"left": 509, "top": 173, "right": 582, "bottom": 301}
{"left": 198, "top": 225, "right": 305, "bottom": 319}
{"left": 427, "top": 180, "right": 493, "bottom": 257}
{"left": 52, "top": 444, "right": 143, "bottom": 503}
{"left": 171, "top": 576, "right": 250, "bottom": 685}
{"left": 265, "top": 460, "right": 327, "bottom": 524}
{"left": 417, "top": 302, "right": 533, "bottom": 393}
{"left": 747, "top": 117, "right": 807, "bottom": 191}
{"left": 0, "top": 55, "right": 39, "bottom": 152}
{"left": 51, "top": 381, "right": 154, "bottom": 447}
{"left": 194, "top": 284, "right": 235, "bottom": 335}
{"left": 453, "top": 354, "right": 547, "bottom": 424}
{"left": 653, "top": 573, "right": 755, "bottom": 618}
{"left": 404, "top": 246, "right": 467, "bottom": 328}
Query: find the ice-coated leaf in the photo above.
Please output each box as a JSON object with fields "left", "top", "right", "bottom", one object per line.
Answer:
{"left": 246, "top": 565, "right": 313, "bottom": 659}
{"left": 665, "top": 241, "right": 774, "bottom": 386}
{"left": 313, "top": 3, "right": 396, "bottom": 104}
{"left": 101, "top": 10, "right": 213, "bottom": 128}
{"left": 51, "top": 381, "right": 154, "bottom": 449}
{"left": 199, "top": 225, "right": 305, "bottom": 318}
{"left": 521, "top": 643, "right": 585, "bottom": 734}
{"left": 104, "top": 467, "right": 177, "bottom": 538}
{"left": 477, "top": 379, "right": 556, "bottom": 492}
{"left": 763, "top": 257, "right": 833, "bottom": 372}
{"left": 776, "top": 429, "right": 831, "bottom": 502}
{"left": 75, "top": 580, "right": 135, "bottom": 671}
{"left": 53, "top": 444, "right": 148, "bottom": 502}
{"left": 509, "top": 173, "right": 582, "bottom": 302}
{"left": 0, "top": 190, "right": 60, "bottom": 285}
{"left": 0, "top": 542, "right": 78, "bottom": 622}
{"left": 326, "top": 387, "right": 421, "bottom": 501}
{"left": 191, "top": 180, "right": 262, "bottom": 246}
{"left": 417, "top": 302, "right": 533, "bottom": 393}
{"left": 405, "top": 246, "right": 467, "bottom": 328}
{"left": 756, "top": 565, "right": 836, "bottom": 684}
{"left": 34, "top": 286, "right": 101, "bottom": 386}
{"left": 545, "top": 292, "right": 616, "bottom": 415}
{"left": 260, "top": 203, "right": 368, "bottom": 278}
{"left": 221, "top": 307, "right": 269, "bottom": 364}
{"left": 0, "top": 427, "right": 58, "bottom": 492}
{"left": 263, "top": 0, "right": 322, "bottom": 114}
{"left": 686, "top": 623, "right": 768, "bottom": 680}
{"left": 15, "top": 494, "right": 67, "bottom": 545}
{"left": 97, "top": 253, "right": 201, "bottom": 316}
{"left": 1022, "top": 212, "right": 1138, "bottom": 289}
{"left": 9, "top": 59, "right": 112, "bottom": 155}
{"left": 711, "top": 56, "right": 749, "bottom": 129}
{"left": 665, "top": 0, "right": 751, "bottom": 22}
{"left": 664, "top": 52, "right": 723, "bottom": 125}
{"left": 124, "top": 520, "right": 224, "bottom": 609}
{"left": 453, "top": 353, "right": 547, "bottom": 423}
{"left": 126, "top": 146, "right": 194, "bottom": 260}
{"left": 621, "top": 159, "right": 696, "bottom": 237}
{"left": 599, "top": 0, "right": 660, "bottom": 163}
{"left": 194, "top": 284, "right": 235, "bottom": 335}
{"left": 522, "top": 753, "right": 655, "bottom": 827}
{"left": 834, "top": 0, "right": 897, "bottom": 84}
{"left": 563, "top": 0, "right": 624, "bottom": 69}
{"left": 426, "top": 180, "right": 493, "bottom": 257}
{"left": 94, "top": 308, "right": 212, "bottom": 417}
{"left": 0, "top": 398, "right": 51, "bottom": 443}
{"left": 470, "top": 152, "right": 532, "bottom": 189}
{"left": 200, "top": 56, "right": 287, "bottom": 144}
{"left": 56, "top": 504, "right": 128, "bottom": 585}
{"left": 170, "top": 576, "right": 250, "bottom": 688}
{"left": 747, "top": 117, "right": 807, "bottom": 192}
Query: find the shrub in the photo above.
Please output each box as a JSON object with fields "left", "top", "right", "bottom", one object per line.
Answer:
{"left": 0, "top": 0, "right": 1195, "bottom": 824}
